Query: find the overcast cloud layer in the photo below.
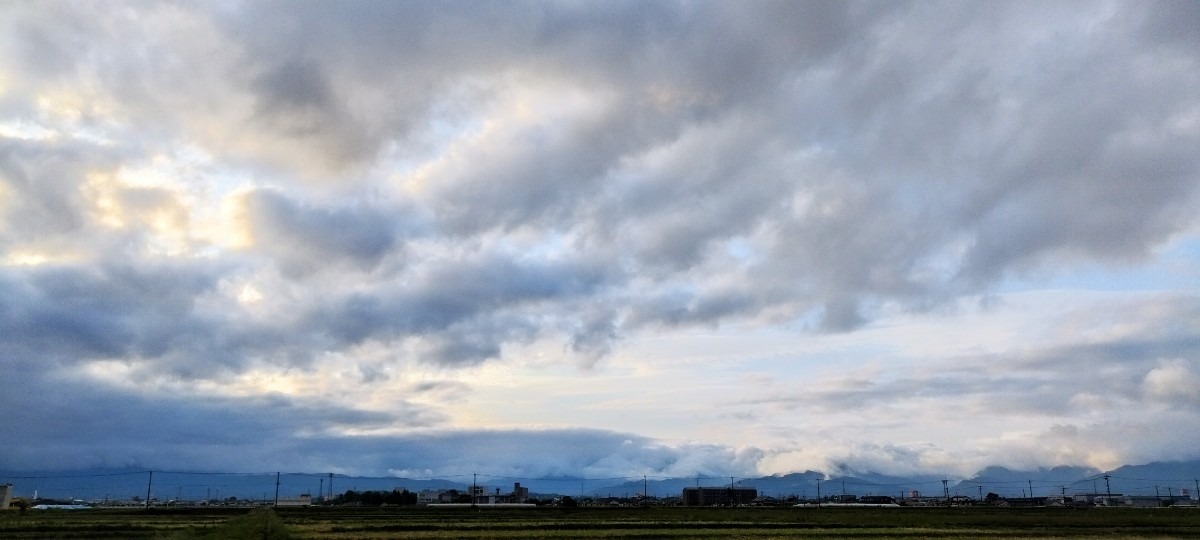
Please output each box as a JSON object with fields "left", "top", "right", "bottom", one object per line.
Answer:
{"left": 1, "top": 1, "right": 1198, "bottom": 479}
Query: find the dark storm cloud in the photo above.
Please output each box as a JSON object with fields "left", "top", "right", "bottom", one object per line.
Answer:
{"left": 0, "top": 371, "right": 443, "bottom": 472}
{"left": 0, "top": 359, "right": 749, "bottom": 476}
{"left": 0, "top": 258, "right": 312, "bottom": 380}
{"left": 0, "top": 262, "right": 218, "bottom": 362}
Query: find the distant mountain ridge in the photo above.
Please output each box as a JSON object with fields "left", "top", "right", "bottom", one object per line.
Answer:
{"left": 3, "top": 460, "right": 1198, "bottom": 501}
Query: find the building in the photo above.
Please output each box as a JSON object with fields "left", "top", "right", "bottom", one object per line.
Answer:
{"left": 1123, "top": 496, "right": 1164, "bottom": 508}
{"left": 276, "top": 494, "right": 312, "bottom": 507}
{"left": 470, "top": 485, "right": 500, "bottom": 504}
{"left": 417, "top": 489, "right": 442, "bottom": 504}
{"left": 510, "top": 483, "right": 529, "bottom": 503}
{"left": 1, "top": 483, "right": 11, "bottom": 509}
{"left": 681, "top": 486, "right": 757, "bottom": 506}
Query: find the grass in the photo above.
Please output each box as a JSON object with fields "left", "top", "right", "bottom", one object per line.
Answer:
{"left": 3, "top": 506, "right": 1199, "bottom": 539}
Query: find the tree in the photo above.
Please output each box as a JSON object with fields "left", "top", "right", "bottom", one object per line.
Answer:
{"left": 10, "top": 497, "right": 30, "bottom": 515}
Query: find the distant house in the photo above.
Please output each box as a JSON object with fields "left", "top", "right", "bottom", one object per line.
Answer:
{"left": 1045, "top": 496, "right": 1074, "bottom": 507}
{"left": 1122, "top": 496, "right": 1164, "bottom": 508}
{"left": 998, "top": 497, "right": 1046, "bottom": 507}
{"left": 681, "top": 486, "right": 757, "bottom": 506}
{"left": 416, "top": 489, "right": 441, "bottom": 504}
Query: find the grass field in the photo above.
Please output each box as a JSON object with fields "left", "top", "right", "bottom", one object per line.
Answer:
{"left": 4, "top": 506, "right": 1200, "bottom": 539}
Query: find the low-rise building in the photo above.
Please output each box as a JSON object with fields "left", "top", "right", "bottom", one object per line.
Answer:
{"left": 681, "top": 486, "right": 757, "bottom": 506}
{"left": 417, "top": 489, "right": 442, "bottom": 505}
{"left": 276, "top": 494, "right": 312, "bottom": 507}
{"left": 1123, "top": 496, "right": 1164, "bottom": 508}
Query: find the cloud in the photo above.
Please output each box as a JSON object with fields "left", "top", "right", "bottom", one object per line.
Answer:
{"left": 0, "top": 262, "right": 219, "bottom": 362}
{"left": 6, "top": 1, "right": 1197, "bottom": 330}
{"left": 0, "top": 361, "right": 752, "bottom": 477}
{"left": 0, "top": 137, "right": 117, "bottom": 249}
{"left": 233, "top": 189, "right": 401, "bottom": 278}
{"left": 0, "top": 1, "right": 1197, "bottom": 476}
{"left": 1143, "top": 358, "right": 1200, "bottom": 406}
{"left": 0, "top": 370, "right": 443, "bottom": 473}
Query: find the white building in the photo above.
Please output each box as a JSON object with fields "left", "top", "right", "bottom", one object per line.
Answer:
{"left": 1, "top": 483, "right": 12, "bottom": 509}
{"left": 417, "top": 489, "right": 442, "bottom": 504}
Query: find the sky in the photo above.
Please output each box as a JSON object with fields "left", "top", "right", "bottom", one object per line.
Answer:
{"left": 1, "top": 1, "right": 1198, "bottom": 481}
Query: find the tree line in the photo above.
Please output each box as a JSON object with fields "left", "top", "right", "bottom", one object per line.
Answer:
{"left": 332, "top": 489, "right": 420, "bottom": 506}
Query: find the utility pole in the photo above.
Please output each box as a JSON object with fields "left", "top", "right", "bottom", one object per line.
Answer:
{"left": 329, "top": 473, "right": 334, "bottom": 500}
{"left": 145, "top": 470, "right": 153, "bottom": 510}
{"left": 942, "top": 479, "right": 949, "bottom": 506}
{"left": 1104, "top": 474, "right": 1112, "bottom": 505}
{"left": 472, "top": 473, "right": 477, "bottom": 507}
{"left": 1027, "top": 480, "right": 1033, "bottom": 499}
{"left": 274, "top": 472, "right": 280, "bottom": 507}
{"left": 978, "top": 485, "right": 983, "bottom": 502}
{"left": 816, "top": 478, "right": 821, "bottom": 507}
{"left": 319, "top": 478, "right": 323, "bottom": 502}
{"left": 643, "top": 475, "right": 648, "bottom": 506}
{"left": 730, "top": 476, "right": 735, "bottom": 506}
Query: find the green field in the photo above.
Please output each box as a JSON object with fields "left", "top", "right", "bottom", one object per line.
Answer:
{"left": 4, "top": 506, "right": 1200, "bottom": 539}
